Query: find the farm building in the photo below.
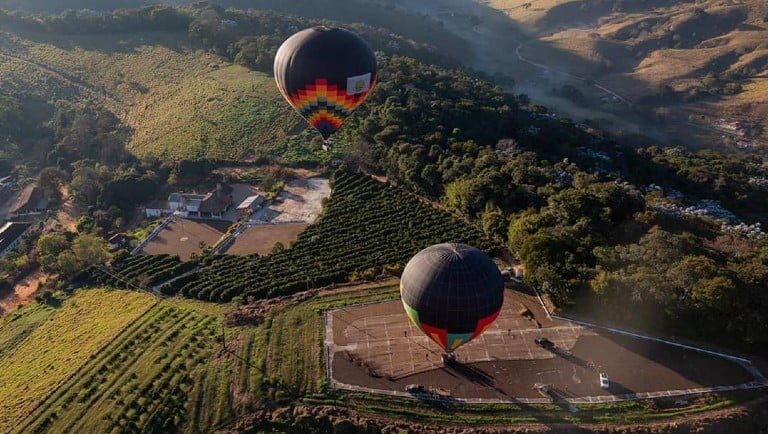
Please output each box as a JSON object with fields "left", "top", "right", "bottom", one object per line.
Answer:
{"left": 7, "top": 185, "right": 47, "bottom": 219}
{"left": 145, "top": 185, "right": 233, "bottom": 219}
{"left": 236, "top": 194, "right": 264, "bottom": 214}
{"left": 0, "top": 221, "right": 31, "bottom": 258}
{"left": 144, "top": 199, "right": 169, "bottom": 218}
{"left": 107, "top": 233, "right": 128, "bottom": 250}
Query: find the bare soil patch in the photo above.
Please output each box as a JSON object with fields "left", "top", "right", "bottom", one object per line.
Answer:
{"left": 141, "top": 219, "right": 225, "bottom": 260}
{"left": 250, "top": 177, "right": 330, "bottom": 224}
{"left": 55, "top": 185, "right": 77, "bottom": 232}
{"left": 0, "top": 268, "right": 47, "bottom": 315}
{"left": 224, "top": 223, "right": 308, "bottom": 256}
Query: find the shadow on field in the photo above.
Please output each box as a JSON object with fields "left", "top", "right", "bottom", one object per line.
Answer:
{"left": 545, "top": 346, "right": 594, "bottom": 371}
{"left": 442, "top": 361, "right": 512, "bottom": 399}
{"left": 606, "top": 379, "right": 636, "bottom": 398}
{"left": 582, "top": 330, "right": 755, "bottom": 389}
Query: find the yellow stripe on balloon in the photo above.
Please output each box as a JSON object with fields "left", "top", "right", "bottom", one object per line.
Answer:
{"left": 429, "top": 332, "right": 443, "bottom": 347}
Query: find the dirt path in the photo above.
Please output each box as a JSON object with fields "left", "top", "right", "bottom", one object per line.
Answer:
{"left": 0, "top": 268, "right": 47, "bottom": 315}
{"left": 56, "top": 185, "right": 77, "bottom": 232}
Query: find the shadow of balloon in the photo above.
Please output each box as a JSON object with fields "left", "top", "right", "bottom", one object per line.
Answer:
{"left": 441, "top": 361, "right": 510, "bottom": 398}
{"left": 547, "top": 346, "right": 595, "bottom": 371}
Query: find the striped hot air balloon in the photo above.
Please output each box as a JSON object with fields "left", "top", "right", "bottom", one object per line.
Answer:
{"left": 274, "top": 26, "right": 377, "bottom": 150}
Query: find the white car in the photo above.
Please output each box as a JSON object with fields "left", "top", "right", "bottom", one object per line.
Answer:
{"left": 599, "top": 373, "right": 609, "bottom": 389}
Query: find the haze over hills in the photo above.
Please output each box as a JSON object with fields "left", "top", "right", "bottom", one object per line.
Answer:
{"left": 4, "top": 0, "right": 766, "bottom": 150}
{"left": 361, "top": 0, "right": 768, "bottom": 150}
{"left": 2, "top": 2, "right": 768, "bottom": 433}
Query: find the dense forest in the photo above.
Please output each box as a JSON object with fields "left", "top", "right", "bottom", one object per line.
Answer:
{"left": 1, "top": 4, "right": 768, "bottom": 357}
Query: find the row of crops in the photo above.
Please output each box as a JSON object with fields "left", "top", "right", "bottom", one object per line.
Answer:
{"left": 85, "top": 254, "right": 195, "bottom": 290}
{"left": 163, "top": 171, "right": 499, "bottom": 302}
{"left": 17, "top": 303, "right": 227, "bottom": 434}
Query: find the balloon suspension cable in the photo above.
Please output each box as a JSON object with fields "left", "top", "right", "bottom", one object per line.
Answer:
{"left": 322, "top": 139, "right": 332, "bottom": 152}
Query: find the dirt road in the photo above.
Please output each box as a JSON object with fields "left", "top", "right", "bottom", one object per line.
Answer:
{"left": 0, "top": 268, "right": 47, "bottom": 315}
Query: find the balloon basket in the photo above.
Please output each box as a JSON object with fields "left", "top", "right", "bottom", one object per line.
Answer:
{"left": 442, "top": 352, "right": 457, "bottom": 365}
{"left": 322, "top": 140, "right": 332, "bottom": 152}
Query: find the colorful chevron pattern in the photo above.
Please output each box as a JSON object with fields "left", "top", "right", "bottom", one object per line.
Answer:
{"left": 402, "top": 300, "right": 501, "bottom": 351}
{"left": 286, "top": 77, "right": 375, "bottom": 138}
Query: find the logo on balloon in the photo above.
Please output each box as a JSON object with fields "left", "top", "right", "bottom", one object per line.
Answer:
{"left": 346, "top": 72, "right": 371, "bottom": 96}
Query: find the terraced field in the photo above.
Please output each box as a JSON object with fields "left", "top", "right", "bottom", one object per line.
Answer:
{"left": 12, "top": 297, "right": 233, "bottom": 434}
{"left": 0, "top": 289, "right": 156, "bottom": 432}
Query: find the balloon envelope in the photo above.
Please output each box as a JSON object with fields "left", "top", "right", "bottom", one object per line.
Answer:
{"left": 273, "top": 26, "right": 377, "bottom": 143}
{"left": 400, "top": 243, "right": 504, "bottom": 352}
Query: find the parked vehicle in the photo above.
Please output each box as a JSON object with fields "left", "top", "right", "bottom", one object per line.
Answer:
{"left": 599, "top": 373, "right": 610, "bottom": 389}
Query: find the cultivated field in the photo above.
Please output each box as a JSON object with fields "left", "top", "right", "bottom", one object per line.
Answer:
{"left": 2, "top": 281, "right": 765, "bottom": 432}
{"left": 0, "top": 289, "right": 156, "bottom": 432}
{"left": 327, "top": 287, "right": 765, "bottom": 402}
{"left": 8, "top": 294, "right": 233, "bottom": 434}
{"left": 224, "top": 222, "right": 308, "bottom": 256}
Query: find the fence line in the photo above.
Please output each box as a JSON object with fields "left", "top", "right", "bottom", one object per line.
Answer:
{"left": 529, "top": 286, "right": 753, "bottom": 365}
{"left": 324, "top": 288, "right": 768, "bottom": 403}
{"left": 329, "top": 378, "right": 768, "bottom": 405}
{"left": 130, "top": 216, "right": 174, "bottom": 256}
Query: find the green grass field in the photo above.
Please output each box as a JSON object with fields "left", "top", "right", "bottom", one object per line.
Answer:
{"left": 1, "top": 31, "right": 309, "bottom": 162}
{"left": 0, "top": 289, "right": 156, "bottom": 432}
{"left": 0, "top": 303, "right": 57, "bottom": 360}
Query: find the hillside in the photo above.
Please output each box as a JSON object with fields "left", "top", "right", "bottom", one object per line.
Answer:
{"left": 366, "top": 0, "right": 768, "bottom": 151}
{"left": 0, "top": 7, "right": 457, "bottom": 163}
{"left": 488, "top": 0, "right": 768, "bottom": 148}
{"left": 4, "top": 1, "right": 767, "bottom": 151}
{"left": 2, "top": 4, "right": 768, "bottom": 433}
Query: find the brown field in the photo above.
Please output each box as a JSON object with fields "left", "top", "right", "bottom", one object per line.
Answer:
{"left": 224, "top": 223, "right": 308, "bottom": 256}
{"left": 327, "top": 287, "right": 762, "bottom": 401}
{"left": 140, "top": 219, "right": 227, "bottom": 260}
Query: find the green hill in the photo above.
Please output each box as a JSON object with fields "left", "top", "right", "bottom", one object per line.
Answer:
{"left": 0, "top": 29, "right": 306, "bottom": 161}
{"left": 0, "top": 5, "right": 463, "bottom": 164}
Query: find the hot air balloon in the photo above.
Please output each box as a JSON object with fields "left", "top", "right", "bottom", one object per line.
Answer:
{"left": 400, "top": 243, "right": 504, "bottom": 361}
{"left": 274, "top": 26, "right": 377, "bottom": 151}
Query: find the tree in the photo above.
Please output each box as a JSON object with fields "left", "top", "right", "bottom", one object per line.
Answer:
{"left": 480, "top": 202, "right": 507, "bottom": 241}
{"left": 443, "top": 178, "right": 475, "bottom": 216}
{"left": 72, "top": 234, "right": 111, "bottom": 268}
{"left": 38, "top": 167, "right": 66, "bottom": 200}
{"left": 70, "top": 166, "right": 102, "bottom": 207}
{"left": 37, "top": 234, "right": 71, "bottom": 272}
{"left": 57, "top": 250, "right": 81, "bottom": 278}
